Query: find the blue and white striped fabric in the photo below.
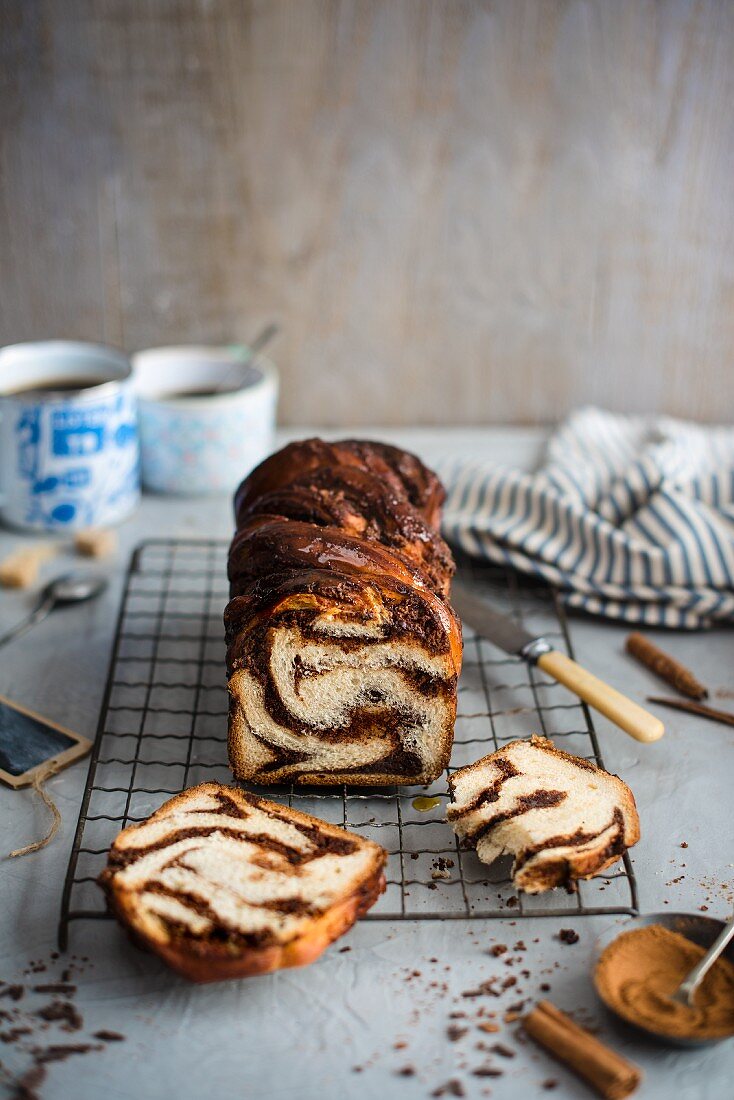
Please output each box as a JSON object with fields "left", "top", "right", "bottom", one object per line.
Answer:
{"left": 439, "top": 408, "right": 734, "bottom": 629}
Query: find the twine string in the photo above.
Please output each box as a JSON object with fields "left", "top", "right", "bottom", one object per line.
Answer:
{"left": 7, "top": 761, "right": 62, "bottom": 859}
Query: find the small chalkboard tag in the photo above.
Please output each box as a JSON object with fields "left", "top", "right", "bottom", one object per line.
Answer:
{"left": 0, "top": 694, "right": 91, "bottom": 789}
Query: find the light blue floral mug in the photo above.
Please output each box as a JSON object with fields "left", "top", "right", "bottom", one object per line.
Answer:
{"left": 132, "top": 346, "right": 278, "bottom": 495}
{"left": 0, "top": 341, "right": 140, "bottom": 531}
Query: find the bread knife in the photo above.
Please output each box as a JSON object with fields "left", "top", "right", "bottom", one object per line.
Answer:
{"left": 451, "top": 579, "right": 664, "bottom": 743}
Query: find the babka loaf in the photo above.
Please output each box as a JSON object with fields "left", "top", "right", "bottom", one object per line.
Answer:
{"left": 226, "top": 438, "right": 462, "bottom": 786}
{"left": 447, "top": 736, "right": 640, "bottom": 893}
{"left": 99, "top": 783, "right": 387, "bottom": 982}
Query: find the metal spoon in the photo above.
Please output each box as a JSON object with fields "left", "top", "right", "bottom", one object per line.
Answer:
{"left": 0, "top": 573, "right": 108, "bottom": 650}
{"left": 215, "top": 322, "right": 281, "bottom": 393}
{"left": 672, "top": 913, "right": 734, "bottom": 1007}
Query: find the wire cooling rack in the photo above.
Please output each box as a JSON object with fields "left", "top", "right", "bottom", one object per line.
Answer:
{"left": 59, "top": 539, "right": 638, "bottom": 947}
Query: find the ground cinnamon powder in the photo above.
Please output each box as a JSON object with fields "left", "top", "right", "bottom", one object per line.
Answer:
{"left": 595, "top": 924, "right": 734, "bottom": 1041}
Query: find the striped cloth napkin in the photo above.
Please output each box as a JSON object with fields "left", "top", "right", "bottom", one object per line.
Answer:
{"left": 439, "top": 408, "right": 734, "bottom": 628}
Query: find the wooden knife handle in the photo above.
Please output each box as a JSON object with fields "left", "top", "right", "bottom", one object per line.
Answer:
{"left": 537, "top": 650, "right": 665, "bottom": 743}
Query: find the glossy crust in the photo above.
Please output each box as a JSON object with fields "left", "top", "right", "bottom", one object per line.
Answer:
{"left": 100, "top": 784, "right": 387, "bottom": 983}
{"left": 234, "top": 438, "right": 445, "bottom": 530}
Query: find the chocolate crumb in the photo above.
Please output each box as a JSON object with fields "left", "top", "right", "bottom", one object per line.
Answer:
{"left": 506, "top": 896, "right": 518, "bottom": 908}
{"left": 0, "top": 1026, "right": 32, "bottom": 1043}
{"left": 540, "top": 983, "right": 551, "bottom": 992}
{"left": 396, "top": 1065, "right": 415, "bottom": 1076}
{"left": 680, "top": 842, "right": 688, "bottom": 848}
{"left": 501, "top": 976, "right": 516, "bottom": 989}
{"left": 33, "top": 984, "right": 76, "bottom": 996}
{"left": 432, "top": 1080, "right": 465, "bottom": 1098}
{"left": 447, "top": 1025, "right": 468, "bottom": 1042}
{"left": 543, "top": 1080, "right": 559, "bottom": 1091}
{"left": 13, "top": 1063, "right": 47, "bottom": 1100}
{"left": 491, "top": 1043, "right": 515, "bottom": 1059}
{"left": 410, "top": 852, "right": 419, "bottom": 860}
{"left": 0, "top": 986, "right": 24, "bottom": 1002}
{"left": 35, "top": 1043, "right": 101, "bottom": 1064}
{"left": 338, "top": 946, "right": 351, "bottom": 953}
{"left": 489, "top": 944, "right": 507, "bottom": 957}
{"left": 472, "top": 1065, "right": 503, "bottom": 1078}
{"left": 462, "top": 979, "right": 499, "bottom": 998}
{"left": 93, "top": 1030, "right": 125, "bottom": 1042}
{"left": 558, "top": 928, "right": 579, "bottom": 945}
{"left": 36, "top": 1002, "right": 83, "bottom": 1031}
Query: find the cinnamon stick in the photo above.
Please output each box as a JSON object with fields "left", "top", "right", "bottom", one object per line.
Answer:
{"left": 523, "top": 1001, "right": 641, "bottom": 1100}
{"left": 647, "top": 696, "right": 734, "bottom": 729}
{"left": 625, "top": 632, "right": 708, "bottom": 700}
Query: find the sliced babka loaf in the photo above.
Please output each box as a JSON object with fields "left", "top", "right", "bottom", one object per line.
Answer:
{"left": 447, "top": 736, "right": 640, "bottom": 893}
{"left": 226, "top": 439, "right": 462, "bottom": 787}
{"left": 99, "top": 783, "right": 387, "bottom": 982}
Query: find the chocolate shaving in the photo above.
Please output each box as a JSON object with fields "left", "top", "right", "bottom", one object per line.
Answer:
{"left": 491, "top": 1042, "right": 516, "bottom": 1059}
{"left": 431, "top": 1081, "right": 466, "bottom": 1098}
{"left": 34, "top": 1043, "right": 102, "bottom": 1064}
{"left": 0, "top": 986, "right": 24, "bottom": 1002}
{"left": 93, "top": 1030, "right": 125, "bottom": 1042}
{"left": 447, "top": 1025, "right": 468, "bottom": 1041}
{"left": 472, "top": 1065, "right": 503, "bottom": 1077}
{"left": 13, "top": 1063, "right": 47, "bottom": 1100}
{"left": 35, "top": 1002, "right": 82, "bottom": 1031}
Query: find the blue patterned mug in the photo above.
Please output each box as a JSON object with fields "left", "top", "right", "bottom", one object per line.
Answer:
{"left": 132, "top": 346, "right": 278, "bottom": 495}
{"left": 0, "top": 341, "right": 140, "bottom": 531}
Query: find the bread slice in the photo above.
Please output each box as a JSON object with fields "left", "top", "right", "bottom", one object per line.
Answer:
{"left": 99, "top": 783, "right": 387, "bottom": 982}
{"left": 447, "top": 736, "right": 640, "bottom": 893}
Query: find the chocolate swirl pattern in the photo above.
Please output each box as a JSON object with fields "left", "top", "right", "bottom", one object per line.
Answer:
{"left": 99, "top": 784, "right": 387, "bottom": 982}
{"left": 226, "top": 438, "right": 461, "bottom": 786}
{"left": 447, "top": 736, "right": 640, "bottom": 893}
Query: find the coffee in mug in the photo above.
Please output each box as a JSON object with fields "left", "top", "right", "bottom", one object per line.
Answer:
{"left": 0, "top": 341, "right": 141, "bottom": 531}
{"left": 4, "top": 377, "right": 104, "bottom": 397}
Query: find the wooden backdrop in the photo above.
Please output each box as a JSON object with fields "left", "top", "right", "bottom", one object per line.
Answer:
{"left": 1, "top": 0, "right": 733, "bottom": 426}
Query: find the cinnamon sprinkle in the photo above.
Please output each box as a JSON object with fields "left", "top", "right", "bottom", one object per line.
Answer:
{"left": 594, "top": 924, "right": 734, "bottom": 1041}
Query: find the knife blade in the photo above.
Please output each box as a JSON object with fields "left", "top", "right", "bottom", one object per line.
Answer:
{"left": 451, "top": 577, "right": 664, "bottom": 743}
{"left": 451, "top": 579, "right": 551, "bottom": 660}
